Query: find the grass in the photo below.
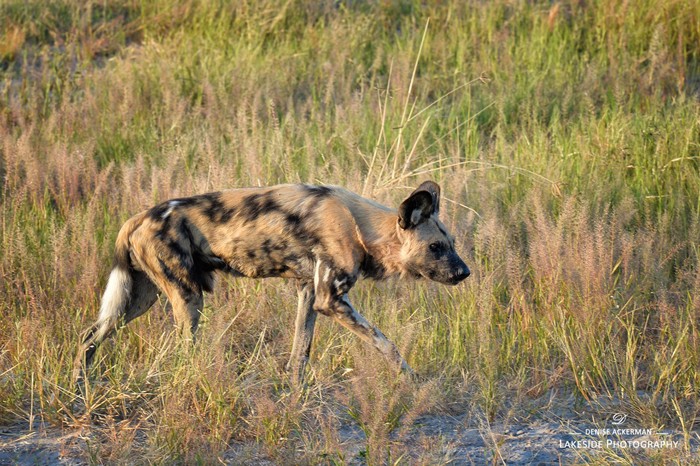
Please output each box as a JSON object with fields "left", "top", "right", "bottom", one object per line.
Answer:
{"left": 1, "top": 0, "right": 700, "bottom": 463}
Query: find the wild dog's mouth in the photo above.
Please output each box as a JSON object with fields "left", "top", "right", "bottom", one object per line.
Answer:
{"left": 421, "top": 266, "right": 470, "bottom": 285}
{"left": 405, "top": 262, "right": 470, "bottom": 284}
{"left": 418, "top": 268, "right": 450, "bottom": 284}
{"left": 402, "top": 265, "right": 424, "bottom": 280}
{"left": 447, "top": 271, "right": 470, "bottom": 285}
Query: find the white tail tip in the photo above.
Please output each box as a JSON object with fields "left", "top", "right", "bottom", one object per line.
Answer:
{"left": 97, "top": 267, "right": 132, "bottom": 325}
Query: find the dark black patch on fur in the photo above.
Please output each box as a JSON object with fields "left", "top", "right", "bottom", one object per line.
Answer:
{"left": 285, "top": 212, "right": 302, "bottom": 227}
{"left": 282, "top": 211, "right": 321, "bottom": 248}
{"left": 153, "top": 217, "right": 193, "bottom": 272}
{"left": 158, "top": 258, "right": 196, "bottom": 295}
{"left": 202, "top": 193, "right": 237, "bottom": 223}
{"left": 328, "top": 269, "right": 356, "bottom": 297}
{"left": 283, "top": 254, "right": 300, "bottom": 264}
{"left": 190, "top": 255, "right": 216, "bottom": 293}
{"left": 261, "top": 239, "right": 273, "bottom": 255}
{"left": 177, "top": 218, "right": 224, "bottom": 292}
{"left": 157, "top": 258, "right": 179, "bottom": 284}
{"left": 303, "top": 185, "right": 333, "bottom": 198}
{"left": 251, "top": 263, "right": 290, "bottom": 278}
{"left": 176, "top": 217, "right": 189, "bottom": 238}
{"left": 114, "top": 248, "right": 131, "bottom": 274}
{"left": 300, "top": 231, "right": 321, "bottom": 247}
{"left": 360, "top": 253, "right": 386, "bottom": 280}
{"left": 147, "top": 197, "right": 201, "bottom": 221}
{"left": 154, "top": 208, "right": 175, "bottom": 244}
{"left": 260, "top": 238, "right": 287, "bottom": 255}
{"left": 282, "top": 254, "right": 305, "bottom": 275}
{"left": 240, "top": 192, "right": 280, "bottom": 222}
{"left": 271, "top": 264, "right": 290, "bottom": 275}
{"left": 430, "top": 242, "right": 449, "bottom": 260}
{"left": 165, "top": 230, "right": 194, "bottom": 267}
{"left": 200, "top": 254, "right": 242, "bottom": 278}
{"left": 292, "top": 227, "right": 319, "bottom": 246}
{"left": 199, "top": 254, "right": 230, "bottom": 271}
{"left": 150, "top": 213, "right": 179, "bottom": 257}
{"left": 147, "top": 203, "right": 171, "bottom": 221}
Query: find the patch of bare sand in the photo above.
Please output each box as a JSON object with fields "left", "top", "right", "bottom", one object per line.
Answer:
{"left": 2, "top": 393, "right": 698, "bottom": 465}
{"left": 0, "top": 421, "right": 87, "bottom": 466}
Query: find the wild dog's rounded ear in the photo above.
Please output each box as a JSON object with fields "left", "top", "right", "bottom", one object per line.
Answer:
{"left": 398, "top": 181, "right": 441, "bottom": 229}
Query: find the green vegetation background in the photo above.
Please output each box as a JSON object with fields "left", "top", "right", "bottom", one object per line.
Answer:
{"left": 1, "top": 0, "right": 699, "bottom": 463}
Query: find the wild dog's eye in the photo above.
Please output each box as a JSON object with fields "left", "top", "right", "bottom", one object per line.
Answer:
{"left": 429, "top": 242, "right": 442, "bottom": 253}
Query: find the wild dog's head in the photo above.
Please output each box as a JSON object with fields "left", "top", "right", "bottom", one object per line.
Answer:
{"left": 397, "top": 181, "right": 470, "bottom": 285}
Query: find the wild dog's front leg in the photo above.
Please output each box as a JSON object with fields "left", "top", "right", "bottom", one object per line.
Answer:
{"left": 332, "top": 295, "right": 412, "bottom": 374}
{"left": 312, "top": 260, "right": 412, "bottom": 374}
{"left": 286, "top": 281, "right": 317, "bottom": 383}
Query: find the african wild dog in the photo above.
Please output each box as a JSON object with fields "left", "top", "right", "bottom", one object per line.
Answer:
{"left": 74, "top": 181, "right": 470, "bottom": 382}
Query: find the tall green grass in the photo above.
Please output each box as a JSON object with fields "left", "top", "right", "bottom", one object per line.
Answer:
{"left": 1, "top": 0, "right": 699, "bottom": 463}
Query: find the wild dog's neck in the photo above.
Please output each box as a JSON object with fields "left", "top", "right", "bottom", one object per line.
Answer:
{"left": 354, "top": 206, "right": 405, "bottom": 279}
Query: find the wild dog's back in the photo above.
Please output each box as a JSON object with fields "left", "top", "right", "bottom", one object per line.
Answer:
{"left": 145, "top": 184, "right": 365, "bottom": 281}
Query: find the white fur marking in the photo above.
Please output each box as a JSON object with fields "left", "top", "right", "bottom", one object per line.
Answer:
{"left": 97, "top": 267, "right": 131, "bottom": 327}
{"left": 323, "top": 267, "right": 331, "bottom": 283}
{"left": 161, "top": 200, "right": 181, "bottom": 219}
{"left": 314, "top": 260, "right": 321, "bottom": 293}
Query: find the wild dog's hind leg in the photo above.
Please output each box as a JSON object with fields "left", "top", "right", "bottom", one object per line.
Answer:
{"left": 286, "top": 281, "right": 317, "bottom": 383}
{"left": 121, "top": 271, "right": 159, "bottom": 325}
{"left": 169, "top": 288, "right": 204, "bottom": 341}
{"left": 142, "top": 274, "right": 204, "bottom": 342}
{"left": 129, "top": 223, "right": 207, "bottom": 343}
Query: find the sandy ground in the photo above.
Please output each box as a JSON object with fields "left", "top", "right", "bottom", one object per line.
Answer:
{"left": 1, "top": 394, "right": 698, "bottom": 465}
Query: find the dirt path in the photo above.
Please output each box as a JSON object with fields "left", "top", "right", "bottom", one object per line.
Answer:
{"left": 2, "top": 401, "right": 698, "bottom": 465}
{"left": 336, "top": 406, "right": 699, "bottom": 464}
{"left": 0, "top": 423, "right": 85, "bottom": 466}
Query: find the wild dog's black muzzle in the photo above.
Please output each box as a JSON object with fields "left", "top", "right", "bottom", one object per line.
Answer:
{"left": 448, "top": 257, "right": 470, "bottom": 284}
{"left": 450, "top": 267, "right": 470, "bottom": 284}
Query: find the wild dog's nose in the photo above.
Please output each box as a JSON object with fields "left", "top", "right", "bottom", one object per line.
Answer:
{"left": 452, "top": 267, "right": 470, "bottom": 284}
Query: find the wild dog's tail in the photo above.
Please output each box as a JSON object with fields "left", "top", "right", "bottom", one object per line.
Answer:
{"left": 75, "top": 212, "right": 146, "bottom": 381}
{"left": 93, "top": 213, "right": 144, "bottom": 337}
{"left": 93, "top": 267, "right": 132, "bottom": 339}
